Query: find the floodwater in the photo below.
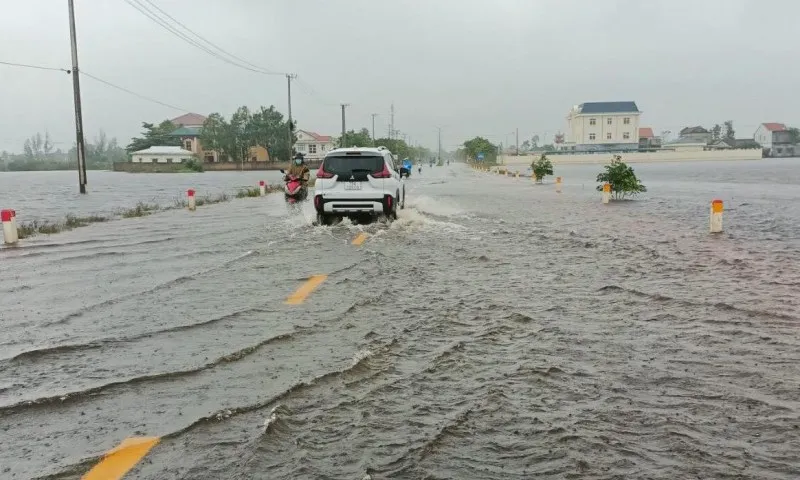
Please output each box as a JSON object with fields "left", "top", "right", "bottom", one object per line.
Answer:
{"left": 1, "top": 159, "right": 799, "bottom": 479}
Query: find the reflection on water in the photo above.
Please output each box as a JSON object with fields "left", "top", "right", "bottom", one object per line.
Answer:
{"left": 1, "top": 160, "right": 799, "bottom": 479}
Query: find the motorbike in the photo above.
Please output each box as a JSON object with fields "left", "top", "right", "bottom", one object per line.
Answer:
{"left": 280, "top": 170, "right": 308, "bottom": 202}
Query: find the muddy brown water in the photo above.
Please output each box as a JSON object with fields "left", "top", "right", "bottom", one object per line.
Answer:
{"left": 1, "top": 160, "right": 799, "bottom": 479}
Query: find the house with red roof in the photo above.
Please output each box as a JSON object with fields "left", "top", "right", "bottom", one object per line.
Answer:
{"left": 638, "top": 127, "right": 661, "bottom": 149}
{"left": 295, "top": 130, "right": 335, "bottom": 162}
{"left": 754, "top": 123, "right": 794, "bottom": 157}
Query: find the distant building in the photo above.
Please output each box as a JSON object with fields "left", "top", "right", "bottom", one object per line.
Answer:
{"left": 663, "top": 137, "right": 707, "bottom": 152}
{"left": 679, "top": 126, "right": 711, "bottom": 144}
{"left": 130, "top": 146, "right": 194, "bottom": 163}
{"left": 754, "top": 123, "right": 794, "bottom": 157}
{"left": 565, "top": 101, "right": 641, "bottom": 152}
{"left": 295, "top": 130, "right": 335, "bottom": 162}
{"left": 167, "top": 113, "right": 269, "bottom": 163}
{"left": 638, "top": 127, "right": 660, "bottom": 149}
{"left": 710, "top": 138, "right": 761, "bottom": 150}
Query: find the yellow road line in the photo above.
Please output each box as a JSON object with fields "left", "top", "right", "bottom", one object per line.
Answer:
{"left": 285, "top": 274, "right": 328, "bottom": 305}
{"left": 351, "top": 233, "right": 368, "bottom": 246}
{"left": 81, "top": 436, "right": 160, "bottom": 480}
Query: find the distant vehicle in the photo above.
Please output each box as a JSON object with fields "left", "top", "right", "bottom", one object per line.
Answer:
{"left": 313, "top": 146, "right": 407, "bottom": 225}
{"left": 402, "top": 158, "right": 413, "bottom": 176}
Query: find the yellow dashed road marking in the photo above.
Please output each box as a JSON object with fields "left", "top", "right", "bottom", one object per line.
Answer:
{"left": 285, "top": 274, "right": 328, "bottom": 305}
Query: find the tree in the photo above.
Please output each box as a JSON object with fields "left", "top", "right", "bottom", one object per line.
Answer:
{"left": 199, "top": 105, "right": 294, "bottom": 163}
{"left": 710, "top": 124, "right": 722, "bottom": 142}
{"left": 250, "top": 106, "right": 294, "bottom": 162}
{"left": 338, "top": 128, "right": 372, "bottom": 147}
{"left": 723, "top": 120, "right": 735, "bottom": 141}
{"left": 787, "top": 127, "right": 800, "bottom": 144}
{"left": 126, "top": 120, "right": 180, "bottom": 152}
{"left": 520, "top": 139, "right": 531, "bottom": 151}
{"left": 531, "top": 153, "right": 553, "bottom": 183}
{"left": 531, "top": 134, "right": 540, "bottom": 149}
{"left": 462, "top": 136, "right": 498, "bottom": 164}
{"left": 595, "top": 155, "right": 647, "bottom": 200}
{"left": 374, "top": 137, "right": 413, "bottom": 159}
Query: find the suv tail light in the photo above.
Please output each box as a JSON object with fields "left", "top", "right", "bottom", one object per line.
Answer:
{"left": 317, "top": 165, "right": 334, "bottom": 179}
{"left": 314, "top": 194, "right": 323, "bottom": 211}
{"left": 372, "top": 163, "right": 391, "bottom": 179}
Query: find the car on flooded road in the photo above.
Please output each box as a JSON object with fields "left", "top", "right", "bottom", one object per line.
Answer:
{"left": 313, "top": 146, "right": 407, "bottom": 225}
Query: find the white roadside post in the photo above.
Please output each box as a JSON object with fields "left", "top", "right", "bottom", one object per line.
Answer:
{"left": 2, "top": 209, "right": 18, "bottom": 245}
{"left": 187, "top": 189, "right": 196, "bottom": 211}
{"left": 555, "top": 176, "right": 562, "bottom": 193}
{"left": 710, "top": 199, "right": 723, "bottom": 233}
{"left": 259, "top": 180, "right": 266, "bottom": 196}
{"left": 602, "top": 183, "right": 611, "bottom": 204}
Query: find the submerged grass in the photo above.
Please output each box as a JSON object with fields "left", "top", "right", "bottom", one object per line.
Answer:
{"left": 11, "top": 183, "right": 292, "bottom": 241}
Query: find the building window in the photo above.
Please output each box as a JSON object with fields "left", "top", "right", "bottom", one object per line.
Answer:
{"left": 623, "top": 118, "right": 630, "bottom": 125}
{"left": 166, "top": 158, "right": 173, "bottom": 163}
{"left": 151, "top": 158, "right": 158, "bottom": 163}
{"left": 607, "top": 118, "right": 612, "bottom": 125}
{"left": 204, "top": 155, "right": 214, "bottom": 163}
{"left": 308, "top": 144, "right": 317, "bottom": 154}
{"left": 296, "top": 144, "right": 306, "bottom": 152}
{"left": 606, "top": 133, "right": 612, "bottom": 140}
{"left": 623, "top": 132, "right": 630, "bottom": 140}
{"left": 589, "top": 133, "right": 596, "bottom": 140}
{"left": 589, "top": 118, "right": 596, "bottom": 126}
{"left": 184, "top": 140, "right": 192, "bottom": 150}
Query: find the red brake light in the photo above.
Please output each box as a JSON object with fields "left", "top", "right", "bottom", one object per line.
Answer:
{"left": 372, "top": 163, "right": 391, "bottom": 178}
{"left": 317, "top": 165, "right": 334, "bottom": 179}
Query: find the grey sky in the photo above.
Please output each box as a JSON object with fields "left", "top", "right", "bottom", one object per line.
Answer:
{"left": 1, "top": 0, "right": 798, "bottom": 152}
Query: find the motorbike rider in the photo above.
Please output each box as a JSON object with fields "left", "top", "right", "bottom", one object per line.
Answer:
{"left": 285, "top": 153, "right": 310, "bottom": 184}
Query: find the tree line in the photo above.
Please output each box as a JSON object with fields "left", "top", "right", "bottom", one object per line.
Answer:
{"left": 0, "top": 131, "right": 126, "bottom": 172}
{"left": 338, "top": 127, "right": 434, "bottom": 161}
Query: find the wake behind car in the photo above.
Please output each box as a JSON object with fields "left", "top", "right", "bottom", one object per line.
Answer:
{"left": 313, "top": 146, "right": 408, "bottom": 225}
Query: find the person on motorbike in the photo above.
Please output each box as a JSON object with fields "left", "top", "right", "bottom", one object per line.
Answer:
{"left": 285, "top": 154, "right": 310, "bottom": 184}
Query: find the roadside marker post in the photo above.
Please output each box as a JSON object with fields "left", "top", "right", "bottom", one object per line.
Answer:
{"left": 710, "top": 199, "right": 723, "bottom": 233}
{"left": 602, "top": 183, "right": 611, "bottom": 204}
{"left": 1, "top": 209, "right": 18, "bottom": 245}
{"left": 187, "top": 189, "right": 196, "bottom": 211}
{"left": 555, "top": 176, "right": 562, "bottom": 193}
{"left": 259, "top": 180, "right": 266, "bottom": 196}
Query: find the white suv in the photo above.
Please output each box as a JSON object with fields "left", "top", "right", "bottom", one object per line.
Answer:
{"left": 313, "top": 146, "right": 408, "bottom": 225}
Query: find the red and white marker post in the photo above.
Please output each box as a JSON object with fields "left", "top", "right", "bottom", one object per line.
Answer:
{"left": 2, "top": 209, "right": 18, "bottom": 245}
{"left": 259, "top": 180, "right": 266, "bottom": 196}
{"left": 187, "top": 189, "right": 196, "bottom": 211}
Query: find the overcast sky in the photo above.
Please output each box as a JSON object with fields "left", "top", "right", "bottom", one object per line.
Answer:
{"left": 1, "top": 0, "right": 798, "bottom": 152}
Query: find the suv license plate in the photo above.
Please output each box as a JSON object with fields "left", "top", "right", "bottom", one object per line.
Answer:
{"left": 344, "top": 182, "right": 361, "bottom": 191}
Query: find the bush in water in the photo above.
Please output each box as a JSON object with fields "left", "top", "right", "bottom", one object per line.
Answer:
{"left": 531, "top": 154, "right": 554, "bottom": 183}
{"left": 595, "top": 155, "right": 647, "bottom": 200}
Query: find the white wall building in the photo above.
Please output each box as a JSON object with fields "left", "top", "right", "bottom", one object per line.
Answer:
{"left": 131, "top": 146, "right": 195, "bottom": 163}
{"left": 294, "top": 130, "right": 335, "bottom": 162}
{"left": 565, "top": 101, "right": 641, "bottom": 151}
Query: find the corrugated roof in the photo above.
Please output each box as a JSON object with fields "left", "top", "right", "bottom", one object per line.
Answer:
{"left": 298, "top": 129, "right": 333, "bottom": 142}
{"left": 578, "top": 101, "right": 639, "bottom": 114}
{"left": 132, "top": 146, "right": 194, "bottom": 155}
{"left": 171, "top": 113, "right": 207, "bottom": 126}
{"left": 169, "top": 126, "right": 202, "bottom": 137}
{"left": 639, "top": 127, "right": 654, "bottom": 138}
{"left": 762, "top": 122, "right": 787, "bottom": 132}
{"left": 680, "top": 126, "right": 709, "bottom": 135}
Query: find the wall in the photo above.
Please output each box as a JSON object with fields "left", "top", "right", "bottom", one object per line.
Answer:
{"left": 568, "top": 112, "right": 640, "bottom": 145}
{"left": 113, "top": 159, "right": 322, "bottom": 173}
{"left": 132, "top": 154, "right": 194, "bottom": 163}
{"left": 499, "top": 148, "right": 763, "bottom": 166}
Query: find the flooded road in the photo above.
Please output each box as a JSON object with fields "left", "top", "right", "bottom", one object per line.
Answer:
{"left": 2, "top": 161, "right": 800, "bottom": 479}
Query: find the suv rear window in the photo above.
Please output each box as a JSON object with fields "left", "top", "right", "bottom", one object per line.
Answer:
{"left": 322, "top": 155, "right": 384, "bottom": 180}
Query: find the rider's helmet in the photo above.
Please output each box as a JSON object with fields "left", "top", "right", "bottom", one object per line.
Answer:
{"left": 293, "top": 152, "right": 305, "bottom": 166}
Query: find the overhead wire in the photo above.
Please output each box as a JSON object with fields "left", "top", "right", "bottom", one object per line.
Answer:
{"left": 80, "top": 70, "right": 191, "bottom": 112}
{"left": 0, "top": 60, "right": 70, "bottom": 73}
{"left": 122, "top": 0, "right": 284, "bottom": 75}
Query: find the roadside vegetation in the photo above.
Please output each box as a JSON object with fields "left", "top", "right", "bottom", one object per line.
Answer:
{"left": 596, "top": 155, "right": 647, "bottom": 200}
{"left": 16, "top": 214, "right": 109, "bottom": 239}
{"left": 531, "top": 154, "right": 554, "bottom": 183}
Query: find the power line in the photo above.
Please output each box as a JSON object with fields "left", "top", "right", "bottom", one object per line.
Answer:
{"left": 122, "top": 0, "right": 284, "bottom": 76}
{"left": 80, "top": 70, "right": 191, "bottom": 112}
{"left": 0, "top": 60, "right": 69, "bottom": 73}
{"left": 137, "top": 0, "right": 283, "bottom": 75}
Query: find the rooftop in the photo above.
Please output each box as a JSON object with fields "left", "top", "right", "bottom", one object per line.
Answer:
{"left": 576, "top": 101, "right": 639, "bottom": 114}
{"left": 132, "top": 146, "right": 194, "bottom": 155}
{"left": 169, "top": 126, "right": 203, "bottom": 137}
{"left": 762, "top": 122, "right": 787, "bottom": 132}
{"left": 171, "top": 113, "right": 207, "bottom": 127}
{"left": 639, "top": 127, "right": 654, "bottom": 138}
{"left": 298, "top": 129, "right": 333, "bottom": 142}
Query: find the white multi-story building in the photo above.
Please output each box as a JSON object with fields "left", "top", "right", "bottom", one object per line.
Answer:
{"left": 565, "top": 101, "right": 641, "bottom": 152}
{"left": 294, "top": 130, "right": 335, "bottom": 163}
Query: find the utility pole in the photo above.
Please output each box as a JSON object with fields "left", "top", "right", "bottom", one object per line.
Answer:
{"left": 286, "top": 73, "right": 296, "bottom": 162}
{"left": 390, "top": 103, "right": 395, "bottom": 140}
{"left": 67, "top": 0, "right": 87, "bottom": 194}
{"left": 516, "top": 127, "right": 519, "bottom": 156}
{"left": 340, "top": 104, "right": 349, "bottom": 147}
{"left": 371, "top": 113, "right": 378, "bottom": 145}
{"left": 436, "top": 126, "right": 442, "bottom": 162}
